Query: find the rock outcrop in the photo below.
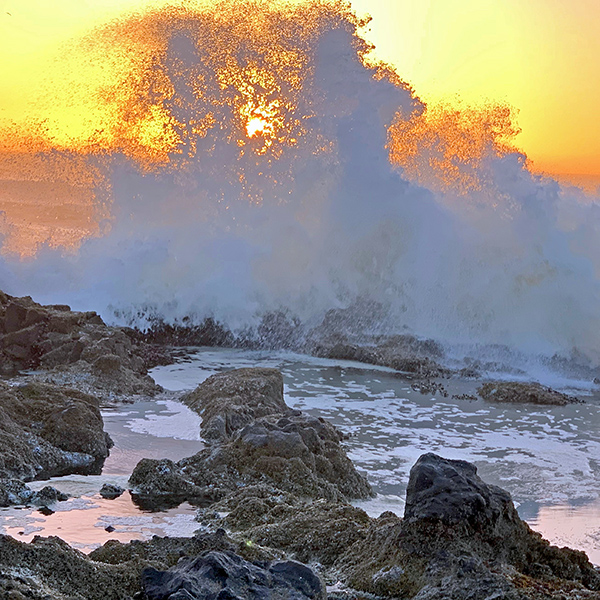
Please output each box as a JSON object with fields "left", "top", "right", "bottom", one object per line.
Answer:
{"left": 182, "top": 368, "right": 288, "bottom": 442}
{"left": 196, "top": 484, "right": 372, "bottom": 568}
{"left": 0, "top": 479, "right": 68, "bottom": 507}
{"left": 338, "top": 453, "right": 600, "bottom": 599}
{"left": 1, "top": 453, "right": 599, "bottom": 600}
{"left": 0, "top": 529, "right": 322, "bottom": 600}
{"left": 478, "top": 381, "right": 580, "bottom": 406}
{"left": 129, "top": 368, "right": 373, "bottom": 506}
{"left": 99, "top": 483, "right": 125, "bottom": 499}
{"left": 305, "top": 306, "right": 449, "bottom": 377}
{"left": 0, "top": 380, "right": 112, "bottom": 480}
{"left": 0, "top": 291, "right": 160, "bottom": 397}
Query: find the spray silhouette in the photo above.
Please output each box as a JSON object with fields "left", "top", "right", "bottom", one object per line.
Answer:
{"left": 1, "top": 1, "right": 599, "bottom": 365}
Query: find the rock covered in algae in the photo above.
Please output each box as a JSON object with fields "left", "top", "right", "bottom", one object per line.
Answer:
{"left": 478, "top": 381, "right": 580, "bottom": 406}
{"left": 182, "top": 368, "right": 289, "bottom": 442}
{"left": 0, "top": 380, "right": 112, "bottom": 480}
{"left": 129, "top": 368, "right": 373, "bottom": 505}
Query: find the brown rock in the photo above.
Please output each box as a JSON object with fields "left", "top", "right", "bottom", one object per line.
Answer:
{"left": 0, "top": 381, "right": 112, "bottom": 480}
{"left": 182, "top": 368, "right": 288, "bottom": 442}
{"left": 478, "top": 381, "right": 579, "bottom": 406}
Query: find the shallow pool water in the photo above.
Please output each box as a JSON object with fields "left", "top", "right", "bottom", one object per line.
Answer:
{"left": 152, "top": 348, "right": 600, "bottom": 564}
{"left": 2, "top": 347, "right": 599, "bottom": 563}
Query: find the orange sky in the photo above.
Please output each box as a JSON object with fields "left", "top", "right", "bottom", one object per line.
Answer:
{"left": 0, "top": 0, "right": 599, "bottom": 177}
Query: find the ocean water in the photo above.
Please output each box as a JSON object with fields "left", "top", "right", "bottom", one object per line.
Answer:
{"left": 2, "top": 348, "right": 599, "bottom": 565}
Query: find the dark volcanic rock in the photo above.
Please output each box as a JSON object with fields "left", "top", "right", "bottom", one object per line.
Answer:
{"left": 478, "top": 381, "right": 579, "bottom": 406}
{"left": 129, "top": 458, "right": 214, "bottom": 509}
{"left": 338, "top": 453, "right": 600, "bottom": 599}
{"left": 100, "top": 483, "right": 125, "bottom": 499}
{"left": 182, "top": 368, "right": 288, "bottom": 442}
{"left": 0, "top": 381, "right": 112, "bottom": 480}
{"left": 0, "top": 291, "right": 160, "bottom": 396}
{"left": 0, "top": 479, "right": 68, "bottom": 507}
{"left": 135, "top": 317, "right": 235, "bottom": 348}
{"left": 404, "top": 452, "right": 515, "bottom": 530}
{"left": 142, "top": 551, "right": 326, "bottom": 600}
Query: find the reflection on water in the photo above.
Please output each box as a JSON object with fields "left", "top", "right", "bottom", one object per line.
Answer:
{"left": 0, "top": 492, "right": 200, "bottom": 553}
{"left": 101, "top": 397, "right": 203, "bottom": 475}
{"left": 525, "top": 500, "right": 600, "bottom": 566}
{"left": 1, "top": 348, "right": 599, "bottom": 564}
{"left": 0, "top": 395, "right": 205, "bottom": 553}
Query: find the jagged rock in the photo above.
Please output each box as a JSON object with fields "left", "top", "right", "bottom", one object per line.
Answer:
{"left": 404, "top": 452, "right": 516, "bottom": 529}
{"left": 129, "top": 369, "right": 372, "bottom": 505}
{"left": 133, "top": 317, "right": 235, "bottom": 348}
{"left": 478, "top": 381, "right": 579, "bottom": 406}
{"left": 99, "top": 483, "right": 125, "bottom": 499}
{"left": 129, "top": 458, "right": 215, "bottom": 509}
{"left": 33, "top": 485, "right": 69, "bottom": 506}
{"left": 0, "top": 291, "right": 161, "bottom": 396}
{"left": 0, "top": 479, "right": 68, "bottom": 507}
{"left": 142, "top": 551, "right": 326, "bottom": 600}
{"left": 0, "top": 381, "right": 112, "bottom": 480}
{"left": 130, "top": 414, "right": 372, "bottom": 505}
{"left": 182, "top": 368, "right": 288, "bottom": 442}
{"left": 337, "top": 453, "right": 600, "bottom": 598}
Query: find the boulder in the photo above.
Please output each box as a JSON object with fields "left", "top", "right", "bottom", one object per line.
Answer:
{"left": 404, "top": 453, "right": 517, "bottom": 531}
{"left": 0, "top": 479, "right": 68, "bottom": 507}
{"left": 0, "top": 381, "right": 112, "bottom": 480}
{"left": 129, "top": 458, "right": 214, "bottom": 509}
{"left": 99, "top": 483, "right": 125, "bottom": 500}
{"left": 337, "top": 453, "right": 600, "bottom": 598}
{"left": 182, "top": 368, "right": 288, "bottom": 442}
{"left": 142, "top": 551, "right": 326, "bottom": 600}
{"left": 478, "top": 381, "right": 579, "bottom": 406}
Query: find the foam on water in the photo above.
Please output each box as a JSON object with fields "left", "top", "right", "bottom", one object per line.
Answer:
{"left": 151, "top": 348, "right": 600, "bottom": 563}
{"left": 2, "top": 348, "right": 599, "bottom": 561}
{"left": 124, "top": 398, "right": 202, "bottom": 440}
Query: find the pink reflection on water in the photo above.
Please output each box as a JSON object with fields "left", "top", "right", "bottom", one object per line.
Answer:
{"left": 527, "top": 500, "right": 600, "bottom": 566}
{"left": 1, "top": 492, "right": 199, "bottom": 553}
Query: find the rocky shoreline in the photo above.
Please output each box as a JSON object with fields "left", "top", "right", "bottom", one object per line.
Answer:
{"left": 1, "top": 291, "right": 599, "bottom": 599}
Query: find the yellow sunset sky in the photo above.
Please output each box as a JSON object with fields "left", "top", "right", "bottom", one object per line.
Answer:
{"left": 0, "top": 0, "right": 599, "bottom": 177}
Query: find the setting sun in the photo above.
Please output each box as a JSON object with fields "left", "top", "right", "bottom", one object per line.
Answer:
{"left": 246, "top": 117, "right": 269, "bottom": 138}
